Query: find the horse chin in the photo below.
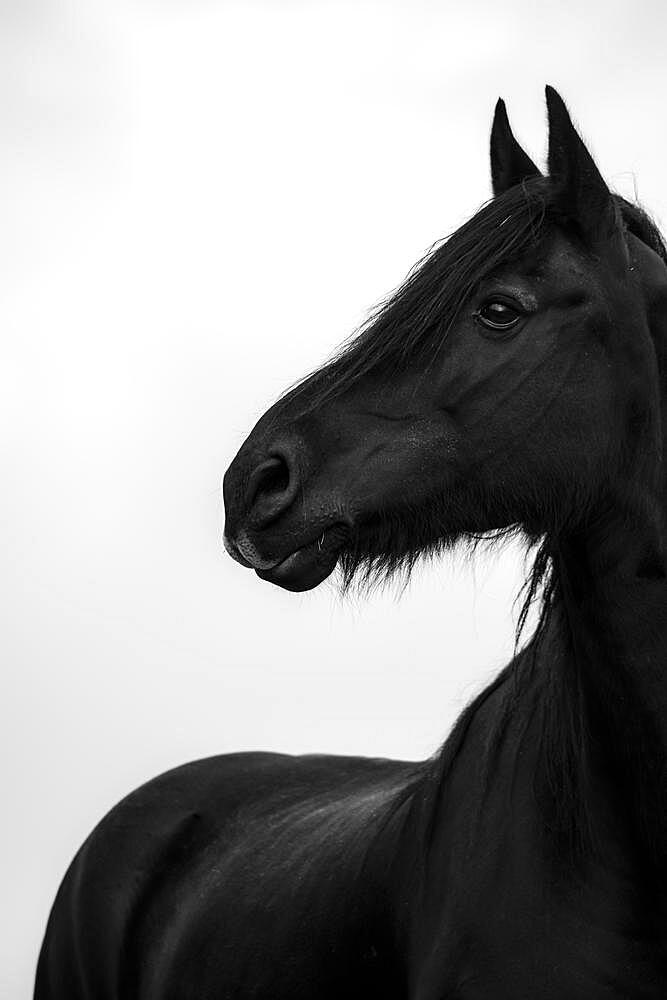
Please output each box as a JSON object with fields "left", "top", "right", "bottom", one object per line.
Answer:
{"left": 255, "top": 527, "right": 346, "bottom": 592}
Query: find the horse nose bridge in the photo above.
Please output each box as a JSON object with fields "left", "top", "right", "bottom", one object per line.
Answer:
{"left": 223, "top": 434, "right": 307, "bottom": 534}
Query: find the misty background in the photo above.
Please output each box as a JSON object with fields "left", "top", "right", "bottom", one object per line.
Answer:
{"left": 4, "top": 0, "right": 667, "bottom": 995}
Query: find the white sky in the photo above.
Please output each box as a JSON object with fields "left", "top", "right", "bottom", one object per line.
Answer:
{"left": 4, "top": 0, "right": 667, "bottom": 995}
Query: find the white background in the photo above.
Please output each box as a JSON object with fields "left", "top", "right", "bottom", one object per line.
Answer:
{"left": 4, "top": 1, "right": 667, "bottom": 995}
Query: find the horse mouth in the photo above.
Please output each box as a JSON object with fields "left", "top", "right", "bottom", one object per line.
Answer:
{"left": 255, "top": 525, "right": 348, "bottom": 592}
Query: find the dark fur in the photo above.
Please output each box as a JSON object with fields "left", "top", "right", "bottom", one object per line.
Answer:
{"left": 36, "top": 89, "right": 667, "bottom": 999}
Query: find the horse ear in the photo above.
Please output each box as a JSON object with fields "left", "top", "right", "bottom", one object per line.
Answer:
{"left": 546, "top": 85, "right": 619, "bottom": 247}
{"left": 490, "top": 98, "right": 541, "bottom": 196}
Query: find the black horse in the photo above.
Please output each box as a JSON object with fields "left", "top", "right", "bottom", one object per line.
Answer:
{"left": 35, "top": 88, "right": 667, "bottom": 998}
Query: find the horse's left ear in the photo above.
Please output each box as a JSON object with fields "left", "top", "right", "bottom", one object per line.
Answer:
{"left": 490, "top": 98, "right": 541, "bottom": 196}
{"left": 546, "top": 85, "right": 623, "bottom": 251}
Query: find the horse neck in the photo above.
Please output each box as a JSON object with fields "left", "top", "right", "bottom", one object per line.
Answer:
{"left": 547, "top": 478, "right": 667, "bottom": 865}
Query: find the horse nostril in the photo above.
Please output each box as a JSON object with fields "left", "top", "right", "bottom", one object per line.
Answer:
{"left": 253, "top": 457, "right": 289, "bottom": 499}
{"left": 246, "top": 453, "right": 297, "bottom": 525}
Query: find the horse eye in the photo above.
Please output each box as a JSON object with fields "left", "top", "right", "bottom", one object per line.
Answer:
{"left": 476, "top": 300, "right": 522, "bottom": 332}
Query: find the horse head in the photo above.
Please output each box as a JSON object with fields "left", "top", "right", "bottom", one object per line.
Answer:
{"left": 224, "top": 87, "right": 667, "bottom": 592}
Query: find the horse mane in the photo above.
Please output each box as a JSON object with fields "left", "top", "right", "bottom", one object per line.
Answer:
{"left": 283, "top": 177, "right": 550, "bottom": 415}
{"left": 617, "top": 196, "right": 667, "bottom": 264}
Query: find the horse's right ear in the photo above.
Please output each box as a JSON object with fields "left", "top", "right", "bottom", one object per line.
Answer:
{"left": 546, "top": 86, "right": 619, "bottom": 247}
{"left": 490, "top": 98, "right": 541, "bottom": 197}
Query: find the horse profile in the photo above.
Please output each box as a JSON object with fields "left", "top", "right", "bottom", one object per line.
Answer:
{"left": 35, "top": 87, "right": 667, "bottom": 998}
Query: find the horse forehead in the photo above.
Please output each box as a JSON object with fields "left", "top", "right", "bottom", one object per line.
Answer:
{"left": 493, "top": 237, "right": 609, "bottom": 307}
{"left": 489, "top": 230, "right": 587, "bottom": 285}
{"left": 532, "top": 233, "right": 591, "bottom": 277}
{"left": 486, "top": 260, "right": 592, "bottom": 311}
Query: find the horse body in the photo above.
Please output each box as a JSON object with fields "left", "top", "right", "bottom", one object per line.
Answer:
{"left": 36, "top": 640, "right": 666, "bottom": 998}
{"left": 36, "top": 751, "right": 414, "bottom": 999}
{"left": 35, "top": 88, "right": 667, "bottom": 996}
